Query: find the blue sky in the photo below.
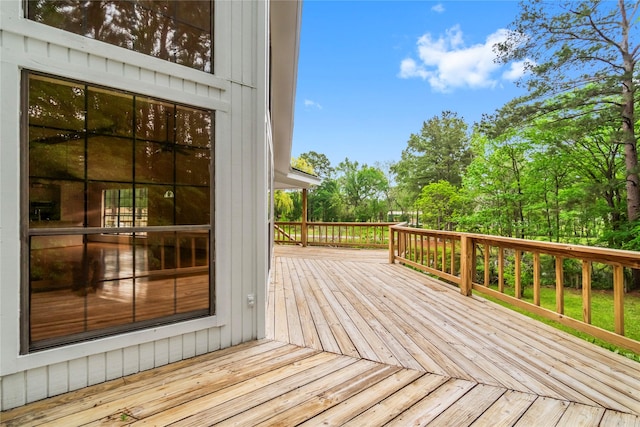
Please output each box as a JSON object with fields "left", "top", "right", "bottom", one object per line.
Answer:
{"left": 291, "top": 0, "right": 527, "bottom": 168}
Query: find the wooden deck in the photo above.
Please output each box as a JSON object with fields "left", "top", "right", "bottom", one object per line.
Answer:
{"left": 3, "top": 246, "right": 640, "bottom": 426}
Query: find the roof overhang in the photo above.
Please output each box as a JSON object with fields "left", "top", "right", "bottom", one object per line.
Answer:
{"left": 270, "top": 0, "right": 320, "bottom": 189}
{"left": 274, "top": 168, "right": 321, "bottom": 190}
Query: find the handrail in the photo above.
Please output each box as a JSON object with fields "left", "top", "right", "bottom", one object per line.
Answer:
{"left": 388, "top": 224, "right": 640, "bottom": 354}
{"left": 275, "top": 222, "right": 399, "bottom": 248}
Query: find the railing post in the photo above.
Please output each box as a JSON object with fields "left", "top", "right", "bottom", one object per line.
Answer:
{"left": 301, "top": 188, "right": 308, "bottom": 247}
{"left": 459, "top": 234, "right": 473, "bottom": 296}
{"left": 388, "top": 226, "right": 395, "bottom": 264}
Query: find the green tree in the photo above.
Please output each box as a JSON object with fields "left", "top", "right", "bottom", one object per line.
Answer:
{"left": 309, "top": 179, "right": 343, "bottom": 221}
{"left": 273, "top": 190, "right": 293, "bottom": 220}
{"left": 337, "top": 158, "right": 389, "bottom": 221}
{"left": 416, "top": 181, "right": 465, "bottom": 231}
{"left": 542, "top": 112, "right": 626, "bottom": 240}
{"left": 494, "top": 0, "right": 640, "bottom": 225}
{"left": 299, "top": 151, "right": 334, "bottom": 179}
{"left": 290, "top": 156, "right": 315, "bottom": 175}
{"left": 461, "top": 130, "right": 532, "bottom": 238}
{"left": 392, "top": 111, "right": 471, "bottom": 207}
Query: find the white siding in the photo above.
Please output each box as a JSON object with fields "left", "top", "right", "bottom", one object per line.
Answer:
{"left": 106, "top": 350, "right": 123, "bottom": 381}
{"left": 48, "top": 362, "right": 69, "bottom": 397}
{"left": 0, "top": 0, "right": 269, "bottom": 410}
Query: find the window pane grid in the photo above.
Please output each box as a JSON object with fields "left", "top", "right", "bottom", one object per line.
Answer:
{"left": 26, "top": 72, "right": 213, "bottom": 351}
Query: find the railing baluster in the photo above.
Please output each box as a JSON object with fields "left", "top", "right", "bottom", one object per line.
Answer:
{"left": 441, "top": 237, "right": 446, "bottom": 273}
{"left": 556, "top": 256, "right": 564, "bottom": 315}
{"left": 472, "top": 242, "right": 477, "bottom": 285}
{"left": 613, "top": 264, "right": 624, "bottom": 335}
{"left": 515, "top": 250, "right": 522, "bottom": 299}
{"left": 498, "top": 247, "right": 504, "bottom": 293}
{"left": 484, "top": 244, "right": 490, "bottom": 287}
{"left": 533, "top": 252, "right": 541, "bottom": 306}
{"left": 450, "top": 238, "right": 455, "bottom": 275}
{"left": 582, "top": 260, "right": 591, "bottom": 324}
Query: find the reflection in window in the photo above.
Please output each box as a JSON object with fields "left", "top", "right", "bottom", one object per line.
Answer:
{"left": 26, "top": 1, "right": 213, "bottom": 73}
{"left": 26, "top": 72, "right": 213, "bottom": 351}
{"left": 103, "top": 188, "right": 148, "bottom": 229}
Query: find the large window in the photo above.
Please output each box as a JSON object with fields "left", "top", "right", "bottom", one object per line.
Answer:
{"left": 25, "top": 1, "right": 213, "bottom": 73}
{"left": 25, "top": 72, "right": 213, "bottom": 352}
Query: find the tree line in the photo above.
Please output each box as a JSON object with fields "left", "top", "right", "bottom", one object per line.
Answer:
{"left": 275, "top": 154, "right": 391, "bottom": 223}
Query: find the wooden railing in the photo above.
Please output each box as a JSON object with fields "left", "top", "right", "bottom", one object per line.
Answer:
{"left": 275, "top": 222, "right": 397, "bottom": 248}
{"left": 389, "top": 224, "right": 640, "bottom": 354}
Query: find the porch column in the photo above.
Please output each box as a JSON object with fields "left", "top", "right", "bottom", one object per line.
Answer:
{"left": 301, "top": 188, "right": 308, "bottom": 247}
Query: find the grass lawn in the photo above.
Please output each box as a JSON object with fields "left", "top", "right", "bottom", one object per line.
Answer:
{"left": 480, "top": 285, "right": 640, "bottom": 363}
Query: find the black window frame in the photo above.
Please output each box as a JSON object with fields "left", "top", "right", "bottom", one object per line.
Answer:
{"left": 22, "top": 70, "right": 215, "bottom": 353}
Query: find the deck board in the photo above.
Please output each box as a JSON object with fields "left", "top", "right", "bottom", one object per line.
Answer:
{"left": 272, "top": 247, "right": 640, "bottom": 414}
{"left": 2, "top": 246, "right": 640, "bottom": 426}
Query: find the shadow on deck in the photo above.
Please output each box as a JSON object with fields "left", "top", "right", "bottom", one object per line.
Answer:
{"left": 2, "top": 246, "right": 639, "bottom": 426}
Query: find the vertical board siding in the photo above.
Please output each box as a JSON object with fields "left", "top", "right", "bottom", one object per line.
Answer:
{"left": 208, "top": 326, "right": 222, "bottom": 353}
{"left": 47, "top": 362, "right": 69, "bottom": 397}
{"left": 243, "top": 0, "right": 256, "bottom": 86}
{"left": 1, "top": 0, "right": 266, "bottom": 410}
{"left": 169, "top": 336, "right": 183, "bottom": 363}
{"left": 1, "top": 325, "right": 235, "bottom": 407}
{"left": 48, "top": 43, "right": 67, "bottom": 62}
{"left": 196, "top": 330, "right": 209, "bottom": 356}
{"left": 67, "top": 358, "right": 88, "bottom": 391}
{"left": 25, "top": 367, "right": 48, "bottom": 403}
{"left": 87, "top": 354, "right": 106, "bottom": 386}
{"left": 231, "top": 0, "right": 244, "bottom": 81}
{"left": 124, "top": 63, "right": 139, "bottom": 79}
{"left": 183, "top": 332, "right": 197, "bottom": 359}
{"left": 138, "top": 342, "right": 155, "bottom": 372}
{"left": 106, "top": 350, "right": 123, "bottom": 381}
{"left": 243, "top": 82, "right": 258, "bottom": 343}
{"left": 25, "top": 36, "right": 47, "bottom": 56}
{"left": 69, "top": 49, "right": 89, "bottom": 68}
{"left": 215, "top": 0, "right": 232, "bottom": 78}
{"left": 0, "top": 57, "right": 22, "bottom": 404}
{"left": 229, "top": 82, "right": 245, "bottom": 348}
{"left": 154, "top": 339, "right": 170, "bottom": 368}
{"left": 1, "top": 372, "right": 26, "bottom": 409}
{"left": 123, "top": 346, "right": 140, "bottom": 376}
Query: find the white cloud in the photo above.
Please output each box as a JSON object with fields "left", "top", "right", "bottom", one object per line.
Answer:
{"left": 399, "top": 25, "right": 526, "bottom": 92}
{"left": 304, "top": 99, "right": 322, "bottom": 109}
{"left": 431, "top": 3, "right": 445, "bottom": 13}
{"left": 502, "top": 59, "right": 532, "bottom": 81}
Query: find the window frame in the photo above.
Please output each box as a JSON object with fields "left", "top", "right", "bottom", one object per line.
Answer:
{"left": 21, "top": 70, "right": 215, "bottom": 354}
